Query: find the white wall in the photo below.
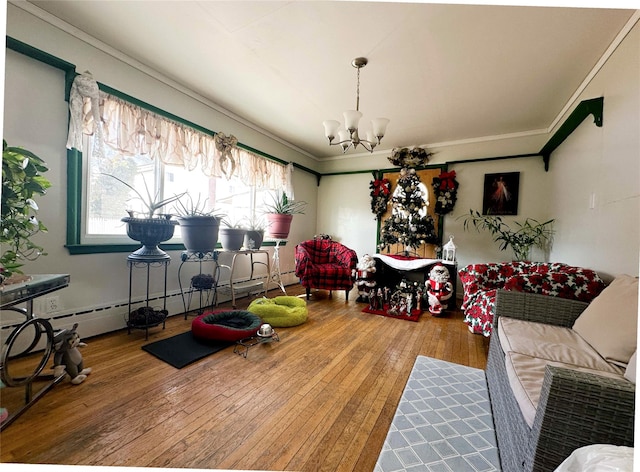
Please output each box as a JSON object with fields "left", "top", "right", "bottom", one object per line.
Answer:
{"left": 547, "top": 22, "right": 639, "bottom": 280}
{"left": 2, "top": 5, "right": 318, "bottom": 342}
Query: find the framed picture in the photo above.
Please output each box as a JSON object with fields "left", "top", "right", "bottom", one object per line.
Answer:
{"left": 482, "top": 172, "right": 519, "bottom": 215}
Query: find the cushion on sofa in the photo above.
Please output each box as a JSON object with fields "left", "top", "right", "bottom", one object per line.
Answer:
{"left": 624, "top": 350, "right": 637, "bottom": 383}
{"left": 572, "top": 274, "right": 638, "bottom": 366}
{"left": 498, "top": 317, "right": 624, "bottom": 374}
{"left": 505, "top": 351, "right": 627, "bottom": 427}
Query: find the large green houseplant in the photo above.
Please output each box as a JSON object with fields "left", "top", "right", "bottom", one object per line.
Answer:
{"left": 1, "top": 140, "right": 51, "bottom": 282}
{"left": 460, "top": 209, "right": 555, "bottom": 261}
{"left": 263, "top": 191, "right": 307, "bottom": 239}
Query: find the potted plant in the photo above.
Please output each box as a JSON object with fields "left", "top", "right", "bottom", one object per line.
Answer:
{"left": 459, "top": 209, "right": 555, "bottom": 261}
{"left": 263, "top": 191, "right": 307, "bottom": 239}
{"left": 173, "top": 193, "right": 225, "bottom": 254}
{"left": 104, "top": 174, "right": 185, "bottom": 260}
{"left": 241, "top": 215, "right": 267, "bottom": 250}
{"left": 219, "top": 218, "right": 246, "bottom": 251}
{"left": 1, "top": 140, "right": 51, "bottom": 284}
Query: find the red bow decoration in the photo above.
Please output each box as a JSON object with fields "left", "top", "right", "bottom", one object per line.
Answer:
{"left": 438, "top": 171, "right": 457, "bottom": 190}
{"left": 373, "top": 178, "right": 391, "bottom": 196}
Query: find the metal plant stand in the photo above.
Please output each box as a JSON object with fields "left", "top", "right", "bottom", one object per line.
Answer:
{"left": 127, "top": 255, "right": 170, "bottom": 340}
{"left": 178, "top": 251, "right": 220, "bottom": 318}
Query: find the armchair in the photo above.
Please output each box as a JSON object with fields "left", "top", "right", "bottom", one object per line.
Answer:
{"left": 295, "top": 239, "right": 359, "bottom": 300}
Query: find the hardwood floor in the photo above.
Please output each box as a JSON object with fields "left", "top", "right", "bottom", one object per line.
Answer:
{"left": 1, "top": 285, "right": 489, "bottom": 471}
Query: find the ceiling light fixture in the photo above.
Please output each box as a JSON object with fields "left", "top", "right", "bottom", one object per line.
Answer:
{"left": 322, "top": 57, "right": 389, "bottom": 153}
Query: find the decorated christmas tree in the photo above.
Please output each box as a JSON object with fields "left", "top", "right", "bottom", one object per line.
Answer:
{"left": 378, "top": 166, "right": 438, "bottom": 253}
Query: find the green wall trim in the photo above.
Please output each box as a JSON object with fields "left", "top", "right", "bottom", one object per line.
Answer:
{"left": 66, "top": 148, "right": 82, "bottom": 246}
{"left": 65, "top": 240, "right": 286, "bottom": 255}
{"left": 6, "top": 37, "right": 77, "bottom": 100}
{"left": 539, "top": 97, "right": 604, "bottom": 171}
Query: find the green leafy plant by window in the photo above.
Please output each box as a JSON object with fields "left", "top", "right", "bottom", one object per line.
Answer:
{"left": 1, "top": 140, "right": 51, "bottom": 280}
{"left": 459, "top": 209, "right": 554, "bottom": 261}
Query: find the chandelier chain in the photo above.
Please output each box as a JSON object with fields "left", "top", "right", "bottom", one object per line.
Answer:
{"left": 356, "top": 67, "right": 360, "bottom": 112}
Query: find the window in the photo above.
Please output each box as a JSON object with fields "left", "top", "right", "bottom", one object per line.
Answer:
{"left": 71, "top": 82, "right": 288, "bottom": 246}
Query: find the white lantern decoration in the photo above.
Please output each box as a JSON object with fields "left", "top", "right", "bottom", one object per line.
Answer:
{"left": 442, "top": 235, "right": 456, "bottom": 263}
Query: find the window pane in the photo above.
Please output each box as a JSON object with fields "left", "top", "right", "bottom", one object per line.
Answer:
{"left": 87, "top": 147, "right": 156, "bottom": 235}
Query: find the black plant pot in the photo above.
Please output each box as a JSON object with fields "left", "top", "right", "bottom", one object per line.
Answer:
{"left": 122, "top": 217, "right": 178, "bottom": 261}
{"left": 243, "top": 230, "right": 264, "bottom": 250}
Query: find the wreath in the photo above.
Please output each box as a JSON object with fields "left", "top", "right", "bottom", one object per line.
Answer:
{"left": 387, "top": 146, "right": 432, "bottom": 168}
{"left": 369, "top": 178, "right": 391, "bottom": 219}
{"left": 432, "top": 170, "right": 459, "bottom": 215}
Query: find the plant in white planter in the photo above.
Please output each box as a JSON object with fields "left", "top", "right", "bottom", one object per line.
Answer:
{"left": 263, "top": 191, "right": 307, "bottom": 240}
{"left": 104, "top": 174, "right": 185, "bottom": 260}
{"left": 173, "top": 193, "right": 225, "bottom": 254}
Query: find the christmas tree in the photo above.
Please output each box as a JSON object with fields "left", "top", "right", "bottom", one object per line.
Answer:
{"left": 378, "top": 167, "right": 438, "bottom": 253}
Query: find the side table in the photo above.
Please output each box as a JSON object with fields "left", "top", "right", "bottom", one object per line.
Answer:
{"left": 218, "top": 249, "right": 270, "bottom": 308}
{"left": 0, "top": 274, "right": 70, "bottom": 430}
{"left": 127, "top": 255, "right": 170, "bottom": 340}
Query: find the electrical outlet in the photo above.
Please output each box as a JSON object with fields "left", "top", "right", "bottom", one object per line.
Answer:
{"left": 46, "top": 295, "right": 60, "bottom": 313}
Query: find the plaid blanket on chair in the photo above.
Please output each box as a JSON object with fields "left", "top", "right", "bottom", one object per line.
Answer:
{"left": 295, "top": 239, "right": 358, "bottom": 299}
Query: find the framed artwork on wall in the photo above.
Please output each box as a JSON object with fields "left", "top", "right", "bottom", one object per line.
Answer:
{"left": 482, "top": 172, "right": 520, "bottom": 215}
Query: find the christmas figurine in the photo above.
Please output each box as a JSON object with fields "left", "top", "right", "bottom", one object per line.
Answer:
{"left": 426, "top": 263, "right": 453, "bottom": 316}
{"left": 355, "top": 254, "right": 377, "bottom": 303}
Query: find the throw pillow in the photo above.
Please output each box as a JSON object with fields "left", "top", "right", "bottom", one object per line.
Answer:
{"left": 572, "top": 274, "right": 638, "bottom": 366}
{"left": 625, "top": 350, "right": 637, "bottom": 383}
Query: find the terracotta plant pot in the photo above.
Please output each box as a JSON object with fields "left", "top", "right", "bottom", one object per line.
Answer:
{"left": 266, "top": 214, "right": 293, "bottom": 239}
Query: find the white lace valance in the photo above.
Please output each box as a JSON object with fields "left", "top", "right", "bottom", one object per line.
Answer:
{"left": 67, "top": 86, "right": 287, "bottom": 189}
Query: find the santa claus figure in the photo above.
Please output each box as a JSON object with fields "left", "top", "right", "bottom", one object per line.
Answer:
{"left": 426, "top": 263, "right": 453, "bottom": 316}
{"left": 354, "top": 254, "right": 377, "bottom": 303}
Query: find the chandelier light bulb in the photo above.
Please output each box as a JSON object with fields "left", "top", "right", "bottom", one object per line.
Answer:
{"left": 322, "top": 120, "right": 340, "bottom": 142}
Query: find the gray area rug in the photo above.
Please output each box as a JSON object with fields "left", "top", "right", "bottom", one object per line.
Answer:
{"left": 375, "top": 356, "right": 501, "bottom": 472}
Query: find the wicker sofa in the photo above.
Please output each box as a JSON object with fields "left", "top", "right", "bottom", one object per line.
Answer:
{"left": 487, "top": 277, "right": 637, "bottom": 472}
{"left": 459, "top": 261, "right": 606, "bottom": 336}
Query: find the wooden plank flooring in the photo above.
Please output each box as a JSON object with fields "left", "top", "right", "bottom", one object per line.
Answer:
{"left": 1, "top": 285, "right": 489, "bottom": 471}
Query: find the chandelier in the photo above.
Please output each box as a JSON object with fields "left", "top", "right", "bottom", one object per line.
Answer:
{"left": 322, "top": 57, "right": 389, "bottom": 153}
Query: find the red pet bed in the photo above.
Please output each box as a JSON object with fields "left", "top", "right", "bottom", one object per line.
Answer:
{"left": 192, "top": 310, "right": 262, "bottom": 342}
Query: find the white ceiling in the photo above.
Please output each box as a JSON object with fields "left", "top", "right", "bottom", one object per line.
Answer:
{"left": 24, "top": 1, "right": 636, "bottom": 160}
